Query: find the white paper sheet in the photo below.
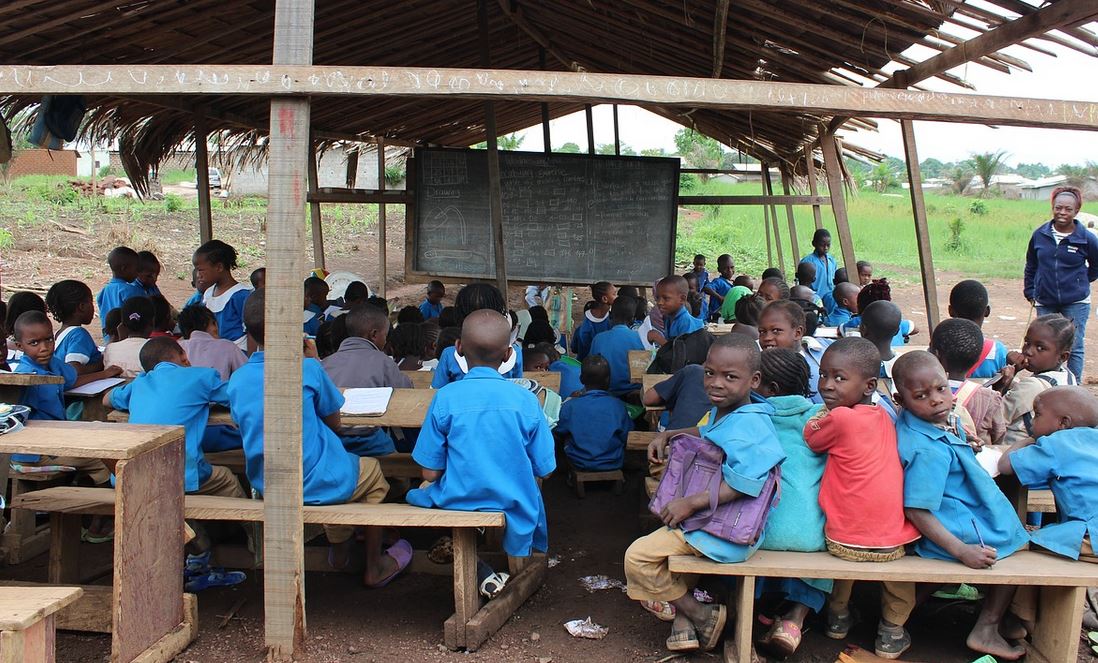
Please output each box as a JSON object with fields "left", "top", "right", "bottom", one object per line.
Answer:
{"left": 65, "top": 377, "right": 127, "bottom": 396}
{"left": 341, "top": 387, "right": 392, "bottom": 415}
{"left": 975, "top": 447, "right": 1003, "bottom": 478}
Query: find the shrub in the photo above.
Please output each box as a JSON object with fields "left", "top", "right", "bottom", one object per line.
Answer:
{"left": 969, "top": 199, "right": 988, "bottom": 216}
{"left": 679, "top": 173, "right": 699, "bottom": 191}
{"left": 164, "top": 194, "right": 184, "bottom": 213}
{"left": 946, "top": 217, "right": 968, "bottom": 253}
{"left": 384, "top": 164, "right": 405, "bottom": 186}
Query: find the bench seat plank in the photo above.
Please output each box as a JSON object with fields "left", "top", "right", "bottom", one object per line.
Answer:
{"left": 0, "top": 587, "right": 82, "bottom": 631}
{"left": 669, "top": 550, "right": 1098, "bottom": 586}
{"left": 13, "top": 487, "right": 504, "bottom": 529}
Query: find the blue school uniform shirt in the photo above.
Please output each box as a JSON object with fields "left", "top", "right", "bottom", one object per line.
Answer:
{"left": 572, "top": 310, "right": 611, "bottom": 361}
{"left": 590, "top": 324, "right": 646, "bottom": 393}
{"left": 203, "top": 283, "right": 252, "bottom": 342}
{"left": 896, "top": 410, "right": 1028, "bottom": 562}
{"left": 705, "top": 276, "right": 733, "bottom": 320}
{"left": 800, "top": 252, "right": 838, "bottom": 300}
{"left": 663, "top": 306, "right": 703, "bottom": 340}
{"left": 826, "top": 305, "right": 854, "bottom": 328}
{"left": 132, "top": 280, "right": 161, "bottom": 297}
{"left": 407, "top": 367, "right": 556, "bottom": 556}
{"left": 109, "top": 362, "right": 228, "bottom": 492}
{"left": 970, "top": 339, "right": 1009, "bottom": 379}
{"left": 1009, "top": 428, "right": 1098, "bottom": 560}
{"left": 54, "top": 325, "right": 102, "bottom": 366}
{"left": 419, "top": 299, "right": 443, "bottom": 321}
{"left": 800, "top": 337, "right": 831, "bottom": 405}
{"left": 556, "top": 390, "right": 633, "bottom": 471}
{"left": 228, "top": 352, "right": 360, "bottom": 504}
{"left": 549, "top": 359, "right": 583, "bottom": 398}
{"left": 303, "top": 303, "right": 325, "bottom": 336}
{"left": 183, "top": 291, "right": 204, "bottom": 309}
{"left": 13, "top": 354, "right": 77, "bottom": 462}
{"left": 820, "top": 290, "right": 837, "bottom": 317}
{"left": 431, "top": 344, "right": 523, "bottom": 389}
{"left": 680, "top": 395, "right": 785, "bottom": 563}
{"left": 96, "top": 277, "right": 146, "bottom": 339}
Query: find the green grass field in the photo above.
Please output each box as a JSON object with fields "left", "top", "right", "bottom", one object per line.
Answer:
{"left": 676, "top": 181, "right": 1051, "bottom": 282}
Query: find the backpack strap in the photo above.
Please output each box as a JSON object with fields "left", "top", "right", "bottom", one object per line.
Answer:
{"left": 1034, "top": 373, "right": 1057, "bottom": 387}
{"left": 954, "top": 380, "right": 981, "bottom": 407}
{"left": 966, "top": 339, "right": 996, "bottom": 377}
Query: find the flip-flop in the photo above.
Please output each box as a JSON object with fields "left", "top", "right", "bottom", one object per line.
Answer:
{"left": 697, "top": 603, "right": 728, "bottom": 651}
{"left": 666, "top": 625, "right": 700, "bottom": 652}
{"left": 479, "top": 571, "right": 511, "bottom": 599}
{"left": 366, "top": 539, "right": 412, "bottom": 588}
{"left": 427, "top": 536, "right": 454, "bottom": 564}
{"left": 762, "top": 619, "right": 802, "bottom": 657}
{"left": 641, "top": 600, "right": 676, "bottom": 622}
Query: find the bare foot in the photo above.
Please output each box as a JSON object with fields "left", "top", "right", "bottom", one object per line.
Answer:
{"left": 363, "top": 552, "right": 398, "bottom": 586}
{"left": 999, "top": 612, "right": 1029, "bottom": 640}
{"left": 967, "top": 622, "right": 1026, "bottom": 660}
{"left": 328, "top": 541, "right": 352, "bottom": 570}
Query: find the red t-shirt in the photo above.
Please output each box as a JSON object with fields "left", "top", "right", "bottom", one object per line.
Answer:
{"left": 805, "top": 404, "right": 920, "bottom": 548}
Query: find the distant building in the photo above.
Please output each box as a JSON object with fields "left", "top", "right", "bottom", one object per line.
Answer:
{"left": 1018, "top": 175, "right": 1098, "bottom": 202}
{"left": 5, "top": 148, "right": 78, "bottom": 177}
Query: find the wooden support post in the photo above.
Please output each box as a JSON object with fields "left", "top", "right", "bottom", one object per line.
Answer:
{"left": 763, "top": 201, "right": 773, "bottom": 268}
{"left": 819, "top": 131, "right": 857, "bottom": 276}
{"left": 377, "top": 139, "right": 387, "bottom": 298}
{"left": 804, "top": 147, "right": 824, "bottom": 230}
{"left": 585, "top": 105, "right": 595, "bottom": 154}
{"left": 781, "top": 168, "right": 801, "bottom": 266}
{"left": 194, "top": 112, "right": 212, "bottom": 244}
{"left": 762, "top": 163, "right": 785, "bottom": 274}
{"left": 265, "top": 0, "right": 313, "bottom": 658}
{"left": 539, "top": 48, "right": 550, "bottom": 154}
{"left": 612, "top": 105, "right": 620, "bottom": 155}
{"left": 480, "top": 0, "right": 508, "bottom": 296}
{"left": 307, "top": 141, "right": 325, "bottom": 271}
{"left": 901, "top": 120, "right": 941, "bottom": 331}
{"left": 344, "top": 149, "right": 358, "bottom": 188}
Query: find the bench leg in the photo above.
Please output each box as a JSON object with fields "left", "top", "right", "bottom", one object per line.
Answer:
{"left": 48, "top": 514, "right": 80, "bottom": 584}
{"left": 0, "top": 616, "right": 52, "bottom": 663}
{"left": 723, "top": 576, "right": 756, "bottom": 663}
{"left": 1028, "top": 585, "right": 1084, "bottom": 663}
{"left": 444, "top": 528, "right": 478, "bottom": 650}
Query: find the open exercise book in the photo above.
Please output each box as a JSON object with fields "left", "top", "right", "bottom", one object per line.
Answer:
{"left": 65, "top": 377, "right": 127, "bottom": 396}
{"left": 341, "top": 387, "right": 392, "bottom": 416}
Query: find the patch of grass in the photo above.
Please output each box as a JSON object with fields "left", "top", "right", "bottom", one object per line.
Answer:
{"left": 160, "top": 168, "right": 196, "bottom": 185}
{"left": 677, "top": 180, "right": 1050, "bottom": 280}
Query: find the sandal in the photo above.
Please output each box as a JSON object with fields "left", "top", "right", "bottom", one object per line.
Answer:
{"left": 479, "top": 571, "right": 510, "bottom": 599}
{"left": 761, "top": 619, "right": 802, "bottom": 657}
{"left": 696, "top": 603, "right": 728, "bottom": 651}
{"left": 427, "top": 536, "right": 454, "bottom": 564}
{"left": 666, "top": 624, "right": 700, "bottom": 652}
{"left": 365, "top": 539, "right": 412, "bottom": 588}
{"left": 827, "top": 609, "right": 853, "bottom": 640}
{"left": 641, "top": 600, "right": 676, "bottom": 622}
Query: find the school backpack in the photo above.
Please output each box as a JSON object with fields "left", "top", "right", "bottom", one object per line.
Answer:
{"left": 649, "top": 433, "right": 781, "bottom": 546}
{"left": 647, "top": 328, "right": 714, "bottom": 375}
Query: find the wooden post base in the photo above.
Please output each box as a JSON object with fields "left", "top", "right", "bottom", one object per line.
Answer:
{"left": 569, "top": 469, "right": 625, "bottom": 498}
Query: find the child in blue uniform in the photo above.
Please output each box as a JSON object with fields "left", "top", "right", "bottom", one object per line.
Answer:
{"left": 691, "top": 254, "right": 710, "bottom": 318}
{"left": 303, "top": 276, "right": 329, "bottom": 336}
{"left": 432, "top": 284, "right": 523, "bottom": 388}
{"left": 626, "top": 334, "right": 784, "bottom": 655}
{"left": 704, "top": 254, "right": 735, "bottom": 322}
{"left": 949, "top": 279, "right": 1010, "bottom": 378}
{"left": 556, "top": 355, "right": 633, "bottom": 472}
{"left": 134, "top": 250, "right": 162, "bottom": 297}
{"left": 572, "top": 281, "right": 617, "bottom": 361}
{"left": 893, "top": 351, "right": 1029, "bottom": 662}
{"left": 46, "top": 280, "right": 107, "bottom": 377}
{"left": 195, "top": 240, "right": 252, "bottom": 347}
{"left": 408, "top": 310, "right": 555, "bottom": 597}
{"left": 228, "top": 290, "right": 410, "bottom": 587}
{"left": 419, "top": 280, "right": 445, "bottom": 321}
{"left": 534, "top": 342, "right": 582, "bottom": 398}
{"left": 96, "top": 246, "right": 146, "bottom": 341}
{"left": 799, "top": 229, "right": 838, "bottom": 301}
{"left": 652, "top": 275, "right": 702, "bottom": 347}
{"left": 825, "top": 281, "right": 859, "bottom": 328}
{"left": 589, "top": 296, "right": 645, "bottom": 396}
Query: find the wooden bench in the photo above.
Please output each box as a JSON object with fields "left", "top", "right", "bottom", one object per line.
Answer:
{"left": 669, "top": 549, "right": 1098, "bottom": 663}
{"left": 204, "top": 450, "right": 425, "bottom": 481}
{"left": 404, "top": 370, "right": 563, "bottom": 393}
{"left": 628, "top": 350, "right": 653, "bottom": 384}
{"left": 0, "top": 586, "right": 82, "bottom": 663}
{"left": 568, "top": 469, "right": 624, "bottom": 498}
{"left": 1028, "top": 489, "right": 1056, "bottom": 513}
{"left": 13, "top": 486, "right": 545, "bottom": 652}
{"left": 1, "top": 470, "right": 72, "bottom": 565}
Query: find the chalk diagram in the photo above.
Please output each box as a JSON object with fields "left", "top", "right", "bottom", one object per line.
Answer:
{"left": 424, "top": 153, "right": 468, "bottom": 185}
{"left": 422, "top": 205, "right": 489, "bottom": 271}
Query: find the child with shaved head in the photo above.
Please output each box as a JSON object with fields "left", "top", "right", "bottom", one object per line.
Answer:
{"left": 650, "top": 275, "right": 703, "bottom": 347}
{"left": 825, "top": 282, "right": 860, "bottom": 327}
{"left": 407, "top": 310, "right": 556, "bottom": 598}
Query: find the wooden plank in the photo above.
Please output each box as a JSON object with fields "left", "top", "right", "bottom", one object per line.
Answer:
{"left": 479, "top": 0, "right": 508, "bottom": 298}
{"left": 0, "top": 583, "right": 112, "bottom": 634}
{"left": 375, "top": 453, "right": 423, "bottom": 480}
{"left": 780, "top": 168, "right": 801, "bottom": 266}
{"left": 669, "top": 550, "right": 1098, "bottom": 586}
{"left": 1029, "top": 489, "right": 1056, "bottom": 513}
{"left": 762, "top": 164, "right": 785, "bottom": 275}
{"left": 307, "top": 141, "right": 325, "bottom": 271}
{"left": 628, "top": 350, "right": 652, "bottom": 384}
{"left": 403, "top": 371, "right": 434, "bottom": 389}
{"left": 47, "top": 514, "right": 80, "bottom": 584}
{"left": 804, "top": 148, "right": 824, "bottom": 230}
{"left": 130, "top": 593, "right": 197, "bottom": 663}
{"left": 641, "top": 374, "right": 671, "bottom": 395}
{"left": 539, "top": 48, "right": 550, "bottom": 155}
{"left": 14, "top": 486, "right": 506, "bottom": 529}
{"left": 819, "top": 132, "right": 857, "bottom": 276}
{"left": 626, "top": 431, "right": 656, "bottom": 452}
{"left": 447, "top": 528, "right": 478, "bottom": 650}
{"left": 711, "top": 0, "right": 731, "bottom": 78}
{"left": 732, "top": 576, "right": 755, "bottom": 663}
{"left": 344, "top": 150, "right": 358, "bottom": 188}
{"left": 4, "top": 66, "right": 1098, "bottom": 130}
{"left": 0, "top": 588, "right": 82, "bottom": 631}
{"left": 377, "top": 138, "right": 387, "bottom": 298}
{"left": 463, "top": 554, "right": 547, "bottom": 651}
{"left": 584, "top": 105, "right": 595, "bottom": 153}
{"left": 306, "top": 190, "right": 410, "bottom": 204}
{"left": 900, "top": 120, "right": 941, "bottom": 331}
{"left": 265, "top": 1, "right": 314, "bottom": 657}
{"left": 112, "top": 436, "right": 185, "bottom": 663}
{"left": 612, "top": 105, "right": 620, "bottom": 155}
{"left": 679, "top": 195, "right": 830, "bottom": 206}
{"left": 1030, "top": 585, "right": 1085, "bottom": 663}
{"left": 0, "top": 422, "right": 182, "bottom": 460}
{"left": 0, "top": 374, "right": 62, "bottom": 387}
{"left": 194, "top": 111, "right": 212, "bottom": 245}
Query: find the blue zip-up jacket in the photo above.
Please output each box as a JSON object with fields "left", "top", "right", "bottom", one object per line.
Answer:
{"left": 1024, "top": 220, "right": 1098, "bottom": 306}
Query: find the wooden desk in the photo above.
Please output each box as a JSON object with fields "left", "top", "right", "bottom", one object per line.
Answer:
{"left": 628, "top": 350, "right": 652, "bottom": 384}
{"left": 0, "top": 421, "right": 193, "bottom": 663}
{"left": 404, "top": 371, "right": 434, "bottom": 389}
{"left": 403, "top": 370, "right": 562, "bottom": 393}
{"left": 0, "top": 586, "right": 83, "bottom": 663}
{"left": 0, "top": 373, "right": 63, "bottom": 404}
{"left": 704, "top": 323, "right": 733, "bottom": 335}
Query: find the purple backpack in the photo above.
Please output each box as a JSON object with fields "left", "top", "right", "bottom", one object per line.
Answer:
{"left": 649, "top": 433, "right": 781, "bottom": 546}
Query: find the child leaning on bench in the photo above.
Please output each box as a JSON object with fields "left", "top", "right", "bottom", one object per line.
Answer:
{"left": 893, "top": 351, "right": 1029, "bottom": 661}
{"left": 626, "top": 334, "right": 785, "bottom": 654}
{"left": 228, "top": 289, "right": 411, "bottom": 588}
{"left": 407, "top": 310, "right": 556, "bottom": 599}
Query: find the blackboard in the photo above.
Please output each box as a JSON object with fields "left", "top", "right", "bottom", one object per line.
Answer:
{"left": 411, "top": 148, "right": 679, "bottom": 285}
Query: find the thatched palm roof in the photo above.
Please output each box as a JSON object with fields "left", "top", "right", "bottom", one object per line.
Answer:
{"left": 1, "top": 0, "right": 1095, "bottom": 189}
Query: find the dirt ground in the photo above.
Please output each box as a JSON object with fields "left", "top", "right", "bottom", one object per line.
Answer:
{"left": 2, "top": 204, "right": 1097, "bottom": 662}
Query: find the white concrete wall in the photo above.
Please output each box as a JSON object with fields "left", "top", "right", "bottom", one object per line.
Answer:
{"left": 230, "top": 148, "right": 407, "bottom": 196}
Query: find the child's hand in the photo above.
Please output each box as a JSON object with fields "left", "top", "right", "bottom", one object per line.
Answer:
{"left": 1006, "top": 351, "right": 1024, "bottom": 368}
{"left": 105, "top": 365, "right": 123, "bottom": 377}
{"left": 303, "top": 338, "right": 319, "bottom": 359}
{"left": 990, "top": 364, "right": 1017, "bottom": 394}
{"left": 958, "top": 544, "right": 997, "bottom": 569}
{"left": 660, "top": 497, "right": 698, "bottom": 528}
{"left": 647, "top": 432, "right": 671, "bottom": 464}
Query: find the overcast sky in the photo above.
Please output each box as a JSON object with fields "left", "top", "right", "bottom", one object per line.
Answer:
{"left": 515, "top": 26, "right": 1098, "bottom": 168}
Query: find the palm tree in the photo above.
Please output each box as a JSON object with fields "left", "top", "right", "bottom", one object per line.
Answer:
{"left": 1058, "top": 164, "right": 1088, "bottom": 189}
{"left": 970, "top": 151, "right": 1008, "bottom": 197}
{"left": 870, "top": 161, "right": 898, "bottom": 193}
{"left": 949, "top": 166, "right": 974, "bottom": 195}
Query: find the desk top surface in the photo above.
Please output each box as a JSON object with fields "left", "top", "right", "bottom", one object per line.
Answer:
{"left": 0, "top": 421, "right": 183, "bottom": 459}
{"left": 0, "top": 373, "right": 64, "bottom": 387}
{"left": 0, "top": 586, "right": 84, "bottom": 630}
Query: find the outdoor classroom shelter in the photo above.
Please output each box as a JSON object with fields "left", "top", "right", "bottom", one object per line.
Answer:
{"left": 1, "top": 0, "right": 1098, "bottom": 659}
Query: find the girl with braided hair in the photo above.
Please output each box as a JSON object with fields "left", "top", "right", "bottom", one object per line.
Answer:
{"left": 755, "top": 348, "right": 828, "bottom": 658}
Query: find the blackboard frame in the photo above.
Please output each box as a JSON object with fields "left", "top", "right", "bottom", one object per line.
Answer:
{"left": 406, "top": 148, "right": 680, "bottom": 287}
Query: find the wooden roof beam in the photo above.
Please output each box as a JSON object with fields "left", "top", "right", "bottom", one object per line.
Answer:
{"left": 711, "top": 0, "right": 731, "bottom": 78}
{"left": 496, "top": 1, "right": 578, "bottom": 72}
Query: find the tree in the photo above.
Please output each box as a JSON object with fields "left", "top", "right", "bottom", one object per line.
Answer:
{"left": 556, "top": 142, "right": 581, "bottom": 154}
{"left": 919, "top": 158, "right": 946, "bottom": 179}
{"left": 970, "top": 150, "right": 1008, "bottom": 197}
{"left": 596, "top": 143, "right": 636, "bottom": 156}
{"left": 949, "top": 165, "right": 975, "bottom": 195}
{"left": 673, "top": 128, "right": 724, "bottom": 181}
{"left": 870, "top": 161, "right": 899, "bottom": 193}
{"left": 640, "top": 147, "right": 668, "bottom": 157}
{"left": 843, "top": 157, "right": 871, "bottom": 189}
{"left": 1015, "top": 162, "right": 1050, "bottom": 180}
{"left": 471, "top": 133, "right": 525, "bottom": 150}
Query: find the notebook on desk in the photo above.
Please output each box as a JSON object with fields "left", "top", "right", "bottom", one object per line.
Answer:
{"left": 342, "top": 387, "right": 393, "bottom": 416}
